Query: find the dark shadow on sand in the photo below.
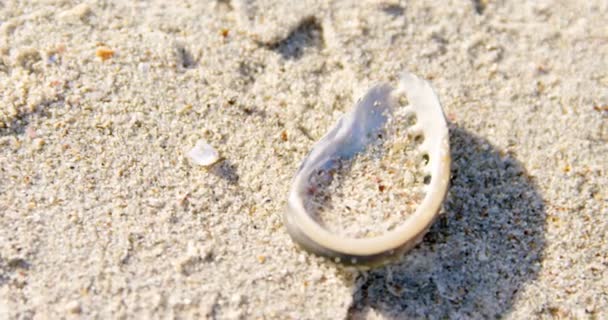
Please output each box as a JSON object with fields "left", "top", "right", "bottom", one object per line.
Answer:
{"left": 348, "top": 124, "right": 546, "bottom": 319}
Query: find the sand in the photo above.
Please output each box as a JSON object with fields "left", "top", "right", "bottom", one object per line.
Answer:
{"left": 307, "top": 105, "right": 426, "bottom": 239}
{"left": 1, "top": 0, "right": 607, "bottom": 319}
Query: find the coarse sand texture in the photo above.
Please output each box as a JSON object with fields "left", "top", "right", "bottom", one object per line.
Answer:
{"left": 1, "top": 0, "right": 607, "bottom": 319}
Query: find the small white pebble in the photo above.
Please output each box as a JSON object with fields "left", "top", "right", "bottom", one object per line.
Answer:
{"left": 297, "top": 254, "right": 307, "bottom": 263}
{"left": 310, "top": 269, "right": 324, "bottom": 283}
{"left": 230, "top": 294, "right": 244, "bottom": 306}
{"left": 188, "top": 140, "right": 219, "bottom": 166}
{"left": 186, "top": 240, "right": 198, "bottom": 257}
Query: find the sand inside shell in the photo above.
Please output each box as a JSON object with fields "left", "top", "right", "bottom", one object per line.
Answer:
{"left": 304, "top": 106, "right": 427, "bottom": 238}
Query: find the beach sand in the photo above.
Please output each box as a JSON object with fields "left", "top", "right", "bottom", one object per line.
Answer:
{"left": 1, "top": 0, "right": 606, "bottom": 318}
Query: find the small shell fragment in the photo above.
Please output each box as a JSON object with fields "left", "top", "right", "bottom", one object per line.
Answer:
{"left": 188, "top": 140, "right": 220, "bottom": 166}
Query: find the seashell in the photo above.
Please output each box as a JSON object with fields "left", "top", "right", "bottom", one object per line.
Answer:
{"left": 284, "top": 72, "right": 450, "bottom": 268}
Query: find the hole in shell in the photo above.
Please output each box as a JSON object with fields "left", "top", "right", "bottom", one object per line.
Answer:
{"left": 423, "top": 175, "right": 432, "bottom": 185}
{"left": 422, "top": 153, "right": 430, "bottom": 165}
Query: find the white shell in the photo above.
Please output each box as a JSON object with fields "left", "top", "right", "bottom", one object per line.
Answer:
{"left": 188, "top": 140, "right": 220, "bottom": 166}
{"left": 284, "top": 72, "right": 451, "bottom": 267}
